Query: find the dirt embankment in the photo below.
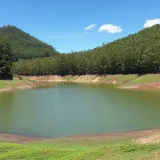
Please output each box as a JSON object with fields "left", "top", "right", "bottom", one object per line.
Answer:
{"left": 29, "top": 75, "right": 66, "bottom": 83}
{"left": 0, "top": 75, "right": 160, "bottom": 92}
{"left": 121, "top": 83, "right": 160, "bottom": 90}
{"left": 0, "top": 129, "right": 160, "bottom": 144}
{"left": 29, "top": 75, "right": 120, "bottom": 84}
{"left": 29, "top": 75, "right": 160, "bottom": 90}
{"left": 0, "top": 134, "right": 45, "bottom": 144}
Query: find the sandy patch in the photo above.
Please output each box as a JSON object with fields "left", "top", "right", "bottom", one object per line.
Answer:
{"left": 72, "top": 75, "right": 99, "bottom": 83}
{"left": 135, "top": 132, "right": 160, "bottom": 145}
{"left": 29, "top": 76, "right": 66, "bottom": 83}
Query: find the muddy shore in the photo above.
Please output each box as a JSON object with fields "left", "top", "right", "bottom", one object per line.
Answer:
{"left": 0, "top": 129, "right": 160, "bottom": 144}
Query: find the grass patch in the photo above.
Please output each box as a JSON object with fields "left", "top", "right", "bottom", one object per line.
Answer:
{"left": 103, "top": 74, "right": 137, "bottom": 83}
{"left": 0, "top": 141, "right": 160, "bottom": 160}
{"left": 0, "top": 77, "right": 35, "bottom": 90}
{"left": 0, "top": 79, "right": 22, "bottom": 89}
{"left": 125, "top": 74, "right": 160, "bottom": 86}
{"left": 64, "top": 75, "right": 76, "bottom": 82}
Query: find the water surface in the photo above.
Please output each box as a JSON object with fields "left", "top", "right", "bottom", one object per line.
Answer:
{"left": 0, "top": 83, "right": 160, "bottom": 138}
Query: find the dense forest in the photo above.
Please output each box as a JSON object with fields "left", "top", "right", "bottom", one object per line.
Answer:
{"left": 0, "top": 25, "right": 58, "bottom": 61}
{"left": 13, "top": 25, "right": 160, "bottom": 76}
{"left": 0, "top": 35, "right": 12, "bottom": 79}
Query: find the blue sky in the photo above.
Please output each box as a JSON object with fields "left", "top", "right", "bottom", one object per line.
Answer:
{"left": 0, "top": 0, "right": 160, "bottom": 53}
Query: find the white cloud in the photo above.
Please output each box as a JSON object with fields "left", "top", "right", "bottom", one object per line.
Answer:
{"left": 84, "top": 24, "right": 96, "bottom": 30}
{"left": 144, "top": 18, "right": 160, "bottom": 28}
{"left": 99, "top": 24, "right": 123, "bottom": 33}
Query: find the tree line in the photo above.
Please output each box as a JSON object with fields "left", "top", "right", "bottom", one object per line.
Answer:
{"left": 0, "top": 35, "right": 12, "bottom": 79}
{"left": 12, "top": 25, "right": 160, "bottom": 76}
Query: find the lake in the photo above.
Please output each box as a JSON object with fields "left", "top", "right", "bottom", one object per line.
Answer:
{"left": 0, "top": 83, "right": 160, "bottom": 138}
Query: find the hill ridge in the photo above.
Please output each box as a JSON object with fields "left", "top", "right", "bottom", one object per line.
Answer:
{"left": 0, "top": 25, "right": 58, "bottom": 61}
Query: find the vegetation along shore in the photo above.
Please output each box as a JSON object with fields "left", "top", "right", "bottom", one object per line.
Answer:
{"left": 0, "top": 74, "right": 160, "bottom": 93}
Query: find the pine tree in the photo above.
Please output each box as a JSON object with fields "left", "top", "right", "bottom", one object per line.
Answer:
{"left": 0, "top": 36, "right": 13, "bottom": 79}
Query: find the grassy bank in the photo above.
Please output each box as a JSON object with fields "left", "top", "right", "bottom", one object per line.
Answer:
{"left": 0, "top": 131, "right": 160, "bottom": 160}
{"left": 68, "top": 74, "right": 160, "bottom": 85}
{"left": 0, "top": 74, "right": 160, "bottom": 92}
{"left": 0, "top": 77, "right": 38, "bottom": 92}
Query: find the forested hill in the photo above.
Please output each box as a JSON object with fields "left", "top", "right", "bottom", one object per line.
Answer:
{"left": 92, "top": 24, "right": 160, "bottom": 57}
{"left": 84, "top": 24, "right": 160, "bottom": 74}
{"left": 13, "top": 25, "right": 160, "bottom": 76}
{"left": 0, "top": 25, "right": 58, "bottom": 61}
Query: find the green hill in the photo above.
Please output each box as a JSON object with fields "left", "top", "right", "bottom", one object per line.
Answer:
{"left": 13, "top": 25, "right": 160, "bottom": 76}
{"left": 0, "top": 25, "right": 58, "bottom": 61}
{"left": 89, "top": 24, "right": 160, "bottom": 74}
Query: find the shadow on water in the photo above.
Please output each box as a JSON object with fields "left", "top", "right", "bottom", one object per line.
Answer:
{"left": 0, "top": 91, "right": 16, "bottom": 133}
{"left": 0, "top": 91, "right": 15, "bottom": 106}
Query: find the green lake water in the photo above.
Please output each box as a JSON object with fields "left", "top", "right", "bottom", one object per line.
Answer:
{"left": 0, "top": 83, "right": 160, "bottom": 138}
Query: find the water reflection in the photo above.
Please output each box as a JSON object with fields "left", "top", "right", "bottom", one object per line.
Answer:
{"left": 0, "top": 91, "right": 16, "bottom": 132}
